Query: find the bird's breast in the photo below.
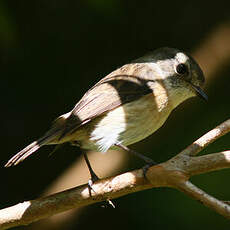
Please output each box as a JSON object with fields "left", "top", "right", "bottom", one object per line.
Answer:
{"left": 118, "top": 91, "right": 172, "bottom": 146}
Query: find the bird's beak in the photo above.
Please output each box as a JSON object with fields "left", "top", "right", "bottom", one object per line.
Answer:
{"left": 190, "top": 83, "right": 208, "bottom": 101}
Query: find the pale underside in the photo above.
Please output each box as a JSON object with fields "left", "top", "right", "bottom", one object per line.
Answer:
{"left": 75, "top": 93, "right": 172, "bottom": 152}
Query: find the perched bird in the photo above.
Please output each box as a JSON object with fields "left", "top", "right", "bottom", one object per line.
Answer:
{"left": 5, "top": 47, "right": 207, "bottom": 182}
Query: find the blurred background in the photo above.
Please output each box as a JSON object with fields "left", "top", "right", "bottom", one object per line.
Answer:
{"left": 1, "top": 0, "right": 230, "bottom": 229}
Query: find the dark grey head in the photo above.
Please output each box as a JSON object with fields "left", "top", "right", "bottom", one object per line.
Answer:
{"left": 134, "top": 47, "right": 207, "bottom": 101}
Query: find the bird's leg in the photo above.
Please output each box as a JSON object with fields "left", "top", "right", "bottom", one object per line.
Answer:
{"left": 115, "top": 143, "right": 157, "bottom": 177}
{"left": 83, "top": 152, "right": 99, "bottom": 195}
{"left": 83, "top": 152, "right": 115, "bottom": 208}
{"left": 115, "top": 143, "right": 156, "bottom": 164}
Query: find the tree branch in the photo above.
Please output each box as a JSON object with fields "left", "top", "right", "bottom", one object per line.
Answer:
{"left": 176, "top": 181, "right": 230, "bottom": 219}
{"left": 0, "top": 169, "right": 151, "bottom": 229}
{"left": 178, "top": 118, "right": 230, "bottom": 156}
{"left": 185, "top": 151, "right": 230, "bottom": 176}
{"left": 1, "top": 119, "right": 230, "bottom": 229}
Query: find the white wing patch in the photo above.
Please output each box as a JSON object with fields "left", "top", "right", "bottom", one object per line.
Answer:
{"left": 90, "top": 106, "right": 126, "bottom": 152}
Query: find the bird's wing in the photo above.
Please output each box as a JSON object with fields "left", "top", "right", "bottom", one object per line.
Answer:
{"left": 59, "top": 73, "right": 153, "bottom": 138}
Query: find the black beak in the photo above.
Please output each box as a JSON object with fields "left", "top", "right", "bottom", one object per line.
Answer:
{"left": 191, "top": 83, "right": 208, "bottom": 101}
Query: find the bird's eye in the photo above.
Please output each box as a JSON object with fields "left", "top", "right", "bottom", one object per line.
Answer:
{"left": 176, "top": 63, "right": 188, "bottom": 75}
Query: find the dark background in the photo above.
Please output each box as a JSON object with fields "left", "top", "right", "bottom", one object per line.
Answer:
{"left": 1, "top": 0, "right": 230, "bottom": 229}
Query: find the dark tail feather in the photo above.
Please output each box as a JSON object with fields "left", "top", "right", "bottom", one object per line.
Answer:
{"left": 5, "top": 132, "right": 59, "bottom": 167}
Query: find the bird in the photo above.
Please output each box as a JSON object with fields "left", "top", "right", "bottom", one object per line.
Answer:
{"left": 5, "top": 47, "right": 207, "bottom": 182}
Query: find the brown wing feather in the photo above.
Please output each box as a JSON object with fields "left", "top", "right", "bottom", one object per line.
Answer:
{"left": 59, "top": 71, "right": 154, "bottom": 139}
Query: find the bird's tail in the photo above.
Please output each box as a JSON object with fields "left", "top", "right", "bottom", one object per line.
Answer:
{"left": 4, "top": 131, "right": 60, "bottom": 167}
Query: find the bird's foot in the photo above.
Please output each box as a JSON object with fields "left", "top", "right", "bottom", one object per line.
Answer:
{"left": 142, "top": 161, "right": 157, "bottom": 179}
{"left": 87, "top": 174, "right": 115, "bottom": 208}
{"left": 87, "top": 172, "right": 100, "bottom": 196}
